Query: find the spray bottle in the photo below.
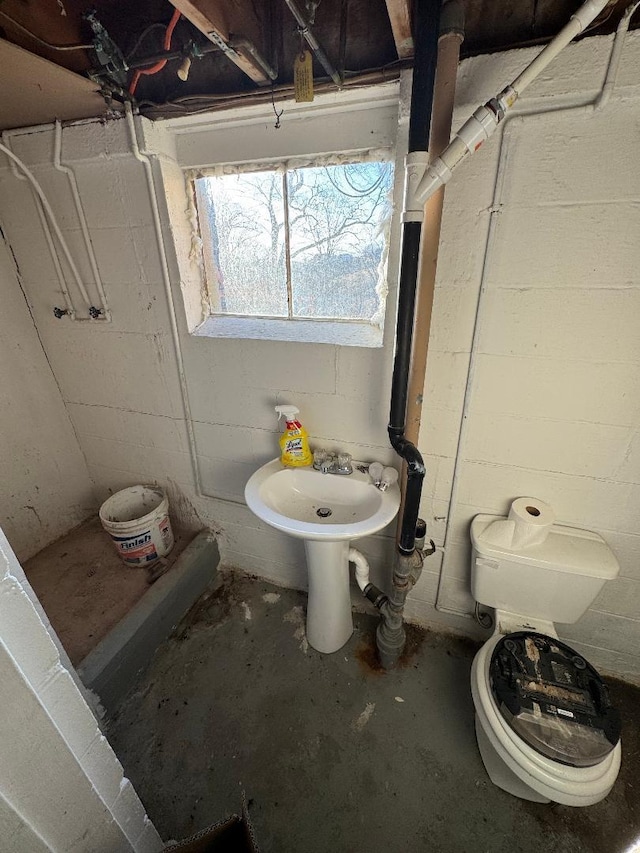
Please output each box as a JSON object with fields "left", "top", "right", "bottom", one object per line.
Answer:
{"left": 275, "top": 405, "right": 312, "bottom": 467}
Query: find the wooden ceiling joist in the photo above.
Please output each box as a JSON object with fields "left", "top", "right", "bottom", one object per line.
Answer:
{"left": 169, "top": 0, "right": 270, "bottom": 84}
{"left": 385, "top": 0, "right": 414, "bottom": 58}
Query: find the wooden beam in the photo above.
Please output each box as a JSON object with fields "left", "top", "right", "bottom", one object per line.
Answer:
{"left": 385, "top": 0, "right": 414, "bottom": 58}
{"left": 0, "top": 0, "right": 90, "bottom": 73}
{"left": 169, "top": 0, "right": 270, "bottom": 85}
{"left": 0, "top": 39, "right": 107, "bottom": 131}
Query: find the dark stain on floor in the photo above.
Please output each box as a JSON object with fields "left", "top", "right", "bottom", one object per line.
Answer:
{"left": 107, "top": 571, "right": 640, "bottom": 853}
{"left": 355, "top": 621, "right": 428, "bottom": 675}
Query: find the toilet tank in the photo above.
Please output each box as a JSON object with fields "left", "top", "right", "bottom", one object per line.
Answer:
{"left": 470, "top": 515, "right": 619, "bottom": 624}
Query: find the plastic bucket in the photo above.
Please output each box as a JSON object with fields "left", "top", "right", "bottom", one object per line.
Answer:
{"left": 99, "top": 485, "right": 174, "bottom": 567}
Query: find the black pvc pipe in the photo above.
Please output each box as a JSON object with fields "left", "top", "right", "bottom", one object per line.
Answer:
{"left": 388, "top": 0, "right": 441, "bottom": 555}
{"left": 408, "top": 2, "right": 442, "bottom": 154}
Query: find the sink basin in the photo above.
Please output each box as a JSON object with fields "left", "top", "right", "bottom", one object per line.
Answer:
{"left": 245, "top": 458, "right": 400, "bottom": 655}
{"left": 245, "top": 458, "right": 400, "bottom": 541}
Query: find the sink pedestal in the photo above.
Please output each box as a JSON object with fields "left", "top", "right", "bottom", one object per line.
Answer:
{"left": 305, "top": 540, "right": 353, "bottom": 653}
{"left": 245, "top": 458, "right": 400, "bottom": 654}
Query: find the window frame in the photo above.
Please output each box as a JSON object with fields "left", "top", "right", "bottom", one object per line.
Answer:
{"left": 158, "top": 80, "right": 403, "bottom": 346}
{"left": 187, "top": 148, "right": 395, "bottom": 344}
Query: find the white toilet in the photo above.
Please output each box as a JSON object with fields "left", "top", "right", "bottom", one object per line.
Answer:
{"left": 470, "top": 512, "right": 622, "bottom": 806}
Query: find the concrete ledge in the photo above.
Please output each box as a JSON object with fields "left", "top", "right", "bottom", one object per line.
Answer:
{"left": 78, "top": 531, "right": 220, "bottom": 713}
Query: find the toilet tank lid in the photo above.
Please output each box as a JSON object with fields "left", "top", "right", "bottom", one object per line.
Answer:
{"left": 471, "top": 515, "right": 619, "bottom": 579}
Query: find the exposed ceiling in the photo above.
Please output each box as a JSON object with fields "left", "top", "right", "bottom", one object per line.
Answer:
{"left": 0, "top": 0, "right": 634, "bottom": 128}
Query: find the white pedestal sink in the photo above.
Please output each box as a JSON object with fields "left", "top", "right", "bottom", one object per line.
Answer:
{"left": 244, "top": 459, "right": 400, "bottom": 653}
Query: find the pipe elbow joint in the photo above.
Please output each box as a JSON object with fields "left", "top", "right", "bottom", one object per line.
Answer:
{"left": 364, "top": 583, "right": 389, "bottom": 610}
{"left": 388, "top": 431, "right": 425, "bottom": 477}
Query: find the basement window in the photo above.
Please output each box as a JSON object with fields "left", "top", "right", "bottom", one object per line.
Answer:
{"left": 190, "top": 152, "right": 394, "bottom": 346}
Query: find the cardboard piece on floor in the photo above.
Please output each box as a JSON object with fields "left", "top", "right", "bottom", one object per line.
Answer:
{"left": 164, "top": 799, "right": 260, "bottom": 852}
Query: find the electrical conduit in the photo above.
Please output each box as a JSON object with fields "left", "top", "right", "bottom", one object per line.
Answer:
{"left": 124, "top": 102, "right": 202, "bottom": 497}
{"left": 53, "top": 120, "right": 110, "bottom": 320}
{"left": 0, "top": 139, "right": 94, "bottom": 310}
{"left": 1, "top": 131, "right": 76, "bottom": 318}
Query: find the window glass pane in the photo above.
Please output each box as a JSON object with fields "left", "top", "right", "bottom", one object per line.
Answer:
{"left": 286, "top": 161, "right": 394, "bottom": 320}
{"left": 195, "top": 172, "right": 288, "bottom": 317}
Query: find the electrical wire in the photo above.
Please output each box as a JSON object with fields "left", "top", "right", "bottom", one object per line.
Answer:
{"left": 129, "top": 8, "right": 181, "bottom": 95}
{"left": 0, "top": 10, "right": 93, "bottom": 50}
{"left": 325, "top": 165, "right": 387, "bottom": 198}
{"left": 583, "top": 0, "right": 617, "bottom": 34}
{"left": 146, "top": 57, "right": 408, "bottom": 105}
{"left": 125, "top": 22, "right": 167, "bottom": 60}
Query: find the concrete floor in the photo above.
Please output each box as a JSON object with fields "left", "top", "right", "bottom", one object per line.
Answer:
{"left": 108, "top": 571, "right": 640, "bottom": 853}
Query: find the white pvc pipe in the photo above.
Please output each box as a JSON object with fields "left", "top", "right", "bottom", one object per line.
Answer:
{"left": 413, "top": 0, "right": 611, "bottom": 208}
{"left": 0, "top": 140, "right": 93, "bottom": 307}
{"left": 53, "top": 120, "right": 111, "bottom": 320}
{"left": 349, "top": 548, "right": 370, "bottom": 593}
{"left": 595, "top": 0, "right": 640, "bottom": 110}
{"left": 1, "top": 131, "right": 76, "bottom": 318}
{"left": 124, "top": 103, "right": 203, "bottom": 497}
{"left": 35, "top": 201, "right": 76, "bottom": 319}
{"left": 511, "top": 0, "right": 609, "bottom": 96}
{"left": 435, "top": 7, "right": 639, "bottom": 620}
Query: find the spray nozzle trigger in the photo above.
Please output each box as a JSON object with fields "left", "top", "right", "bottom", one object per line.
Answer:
{"left": 275, "top": 405, "right": 300, "bottom": 422}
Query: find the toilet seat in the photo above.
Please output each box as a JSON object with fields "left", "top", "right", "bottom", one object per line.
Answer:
{"left": 471, "top": 634, "right": 622, "bottom": 806}
{"left": 489, "top": 631, "right": 621, "bottom": 768}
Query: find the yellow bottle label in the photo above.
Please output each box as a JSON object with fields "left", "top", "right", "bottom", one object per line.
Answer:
{"left": 280, "top": 421, "right": 312, "bottom": 467}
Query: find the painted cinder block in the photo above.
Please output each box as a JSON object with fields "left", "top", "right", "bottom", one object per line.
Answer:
{"left": 464, "top": 412, "right": 631, "bottom": 479}
{"left": 68, "top": 404, "right": 190, "bottom": 454}
{"left": 111, "top": 780, "right": 150, "bottom": 845}
{"left": 79, "top": 435, "right": 193, "bottom": 485}
{"left": 38, "top": 327, "right": 185, "bottom": 417}
{"left": 38, "top": 667, "right": 102, "bottom": 759}
{"left": 0, "top": 576, "right": 60, "bottom": 691}
{"left": 503, "top": 108, "right": 640, "bottom": 206}
{"left": 470, "top": 354, "right": 640, "bottom": 428}
{"left": 0, "top": 641, "right": 131, "bottom": 852}
{"left": 488, "top": 202, "right": 640, "bottom": 290}
{"left": 478, "top": 287, "right": 640, "bottom": 363}
{"left": 79, "top": 734, "right": 127, "bottom": 810}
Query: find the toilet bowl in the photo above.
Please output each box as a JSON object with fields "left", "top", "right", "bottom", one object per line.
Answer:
{"left": 469, "top": 511, "right": 622, "bottom": 806}
{"left": 471, "top": 632, "right": 621, "bottom": 805}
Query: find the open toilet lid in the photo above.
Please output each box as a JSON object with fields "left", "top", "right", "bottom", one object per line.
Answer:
{"left": 489, "top": 632, "right": 621, "bottom": 767}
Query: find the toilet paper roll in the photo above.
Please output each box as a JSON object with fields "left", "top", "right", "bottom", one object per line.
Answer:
{"left": 508, "top": 497, "right": 555, "bottom": 549}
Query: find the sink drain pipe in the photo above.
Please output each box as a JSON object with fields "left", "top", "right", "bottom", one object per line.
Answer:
{"left": 374, "top": 0, "right": 463, "bottom": 669}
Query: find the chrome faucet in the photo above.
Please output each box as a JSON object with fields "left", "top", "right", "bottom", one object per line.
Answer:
{"left": 313, "top": 450, "right": 353, "bottom": 475}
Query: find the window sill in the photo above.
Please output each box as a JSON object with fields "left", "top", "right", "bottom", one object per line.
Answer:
{"left": 194, "top": 316, "right": 384, "bottom": 347}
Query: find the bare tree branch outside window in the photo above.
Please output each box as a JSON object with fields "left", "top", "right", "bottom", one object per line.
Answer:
{"left": 193, "top": 157, "right": 394, "bottom": 323}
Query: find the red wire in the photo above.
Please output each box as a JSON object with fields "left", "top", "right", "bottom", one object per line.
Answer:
{"left": 129, "top": 8, "right": 181, "bottom": 96}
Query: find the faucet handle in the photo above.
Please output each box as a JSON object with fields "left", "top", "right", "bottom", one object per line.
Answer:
{"left": 337, "top": 452, "right": 352, "bottom": 472}
{"left": 369, "top": 461, "right": 384, "bottom": 485}
{"left": 320, "top": 455, "right": 334, "bottom": 474}
{"left": 313, "top": 448, "right": 328, "bottom": 470}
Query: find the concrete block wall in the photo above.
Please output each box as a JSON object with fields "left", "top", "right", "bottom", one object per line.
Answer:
{"left": 0, "top": 527, "right": 162, "bottom": 851}
{"left": 0, "top": 226, "right": 95, "bottom": 559}
{"left": 0, "top": 83, "right": 475, "bottom": 644}
{"left": 0, "top": 32, "right": 639, "bottom": 679}
{"left": 423, "top": 32, "right": 640, "bottom": 682}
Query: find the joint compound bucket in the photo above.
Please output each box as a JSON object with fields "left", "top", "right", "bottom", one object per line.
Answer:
{"left": 99, "top": 485, "right": 174, "bottom": 567}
